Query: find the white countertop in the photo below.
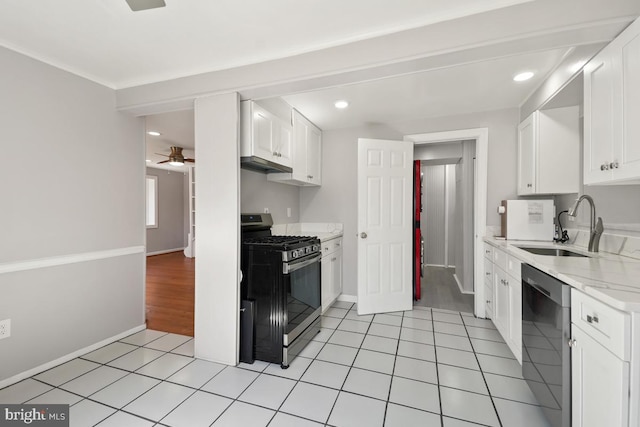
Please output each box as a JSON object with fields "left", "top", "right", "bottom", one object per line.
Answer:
{"left": 272, "top": 222, "right": 343, "bottom": 242}
{"left": 484, "top": 237, "right": 640, "bottom": 312}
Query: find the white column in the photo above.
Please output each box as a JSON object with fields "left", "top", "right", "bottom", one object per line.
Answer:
{"left": 194, "top": 92, "right": 240, "bottom": 365}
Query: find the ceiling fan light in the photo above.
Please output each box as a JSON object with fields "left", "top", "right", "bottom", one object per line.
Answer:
{"left": 147, "top": 131, "right": 161, "bottom": 136}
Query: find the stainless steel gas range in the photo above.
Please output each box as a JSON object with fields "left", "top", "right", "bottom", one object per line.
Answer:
{"left": 240, "top": 213, "right": 321, "bottom": 368}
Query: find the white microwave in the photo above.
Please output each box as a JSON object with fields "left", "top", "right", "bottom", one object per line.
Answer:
{"left": 499, "top": 200, "right": 555, "bottom": 241}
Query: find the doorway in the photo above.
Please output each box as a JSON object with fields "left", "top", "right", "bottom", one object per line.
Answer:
{"left": 144, "top": 110, "right": 196, "bottom": 337}
{"left": 405, "top": 128, "right": 488, "bottom": 318}
{"left": 413, "top": 142, "right": 475, "bottom": 313}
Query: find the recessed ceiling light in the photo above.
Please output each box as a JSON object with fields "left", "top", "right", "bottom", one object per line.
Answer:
{"left": 513, "top": 72, "right": 534, "bottom": 82}
{"left": 147, "top": 131, "right": 161, "bottom": 136}
{"left": 334, "top": 100, "right": 349, "bottom": 109}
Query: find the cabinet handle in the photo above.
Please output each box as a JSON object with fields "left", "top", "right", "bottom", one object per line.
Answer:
{"left": 567, "top": 339, "right": 577, "bottom": 348}
{"left": 527, "top": 183, "right": 532, "bottom": 188}
{"left": 586, "top": 314, "right": 599, "bottom": 324}
{"left": 601, "top": 163, "right": 610, "bottom": 171}
{"left": 486, "top": 272, "right": 491, "bottom": 276}
{"left": 485, "top": 250, "right": 490, "bottom": 254}
{"left": 486, "top": 300, "right": 491, "bottom": 304}
{"left": 610, "top": 162, "right": 619, "bottom": 169}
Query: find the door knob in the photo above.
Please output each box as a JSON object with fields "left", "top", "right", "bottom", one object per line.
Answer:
{"left": 360, "top": 232, "right": 368, "bottom": 239}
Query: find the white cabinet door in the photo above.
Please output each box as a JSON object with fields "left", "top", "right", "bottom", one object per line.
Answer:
{"left": 517, "top": 113, "right": 537, "bottom": 195}
{"left": 493, "top": 267, "right": 511, "bottom": 342}
{"left": 572, "top": 325, "right": 630, "bottom": 427}
{"left": 274, "top": 118, "right": 293, "bottom": 168}
{"left": 584, "top": 48, "right": 616, "bottom": 184}
{"left": 291, "top": 111, "right": 308, "bottom": 181}
{"left": 616, "top": 26, "right": 640, "bottom": 181}
{"left": 321, "top": 255, "right": 333, "bottom": 312}
{"left": 306, "top": 124, "right": 322, "bottom": 185}
{"left": 509, "top": 276, "right": 522, "bottom": 363}
{"left": 332, "top": 249, "right": 343, "bottom": 300}
{"left": 252, "top": 104, "right": 275, "bottom": 161}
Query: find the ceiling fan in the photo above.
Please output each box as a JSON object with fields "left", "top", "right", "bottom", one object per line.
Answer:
{"left": 156, "top": 146, "right": 195, "bottom": 166}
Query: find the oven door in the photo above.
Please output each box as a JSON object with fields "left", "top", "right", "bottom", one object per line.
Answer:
{"left": 282, "top": 254, "right": 321, "bottom": 352}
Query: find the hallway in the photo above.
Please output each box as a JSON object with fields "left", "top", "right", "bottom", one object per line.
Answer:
{"left": 414, "top": 266, "right": 474, "bottom": 313}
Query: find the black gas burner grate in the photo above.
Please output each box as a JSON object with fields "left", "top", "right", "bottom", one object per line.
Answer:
{"left": 243, "top": 235, "right": 317, "bottom": 246}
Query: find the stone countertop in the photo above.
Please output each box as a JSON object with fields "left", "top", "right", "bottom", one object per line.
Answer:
{"left": 484, "top": 237, "right": 640, "bottom": 312}
{"left": 272, "top": 223, "right": 343, "bottom": 242}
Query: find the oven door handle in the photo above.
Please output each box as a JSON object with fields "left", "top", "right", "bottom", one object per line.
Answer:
{"left": 283, "top": 254, "right": 322, "bottom": 274}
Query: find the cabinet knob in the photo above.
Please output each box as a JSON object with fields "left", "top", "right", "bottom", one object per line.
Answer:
{"left": 610, "top": 162, "right": 619, "bottom": 169}
{"left": 486, "top": 272, "right": 491, "bottom": 276}
{"left": 567, "top": 339, "right": 577, "bottom": 348}
{"left": 601, "top": 163, "right": 609, "bottom": 171}
{"left": 485, "top": 250, "right": 490, "bottom": 254}
{"left": 527, "top": 183, "right": 532, "bottom": 188}
{"left": 486, "top": 300, "right": 491, "bottom": 304}
{"left": 586, "top": 314, "right": 599, "bottom": 324}
{"left": 360, "top": 232, "right": 368, "bottom": 239}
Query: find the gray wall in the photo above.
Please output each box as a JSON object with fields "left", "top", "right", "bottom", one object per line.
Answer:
{"left": 241, "top": 169, "right": 300, "bottom": 224}
{"left": 300, "top": 109, "right": 519, "bottom": 297}
{"left": 0, "top": 46, "right": 144, "bottom": 382}
{"left": 146, "top": 167, "right": 187, "bottom": 254}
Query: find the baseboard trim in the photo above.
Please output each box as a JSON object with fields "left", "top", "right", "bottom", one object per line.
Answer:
{"left": 146, "top": 247, "right": 186, "bottom": 257}
{"left": 337, "top": 294, "right": 357, "bottom": 303}
{"left": 0, "top": 324, "right": 146, "bottom": 389}
{"left": 452, "top": 273, "right": 474, "bottom": 295}
{"left": 0, "top": 246, "right": 145, "bottom": 275}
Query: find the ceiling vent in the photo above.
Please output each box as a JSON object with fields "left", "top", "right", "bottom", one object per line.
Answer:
{"left": 126, "top": 0, "right": 166, "bottom": 12}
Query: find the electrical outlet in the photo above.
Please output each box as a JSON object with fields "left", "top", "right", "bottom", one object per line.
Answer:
{"left": 0, "top": 319, "right": 11, "bottom": 340}
{"left": 263, "top": 207, "right": 269, "bottom": 214}
{"left": 287, "top": 207, "right": 291, "bottom": 218}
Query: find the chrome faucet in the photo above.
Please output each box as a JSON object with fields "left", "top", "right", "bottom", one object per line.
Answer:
{"left": 568, "top": 195, "right": 604, "bottom": 252}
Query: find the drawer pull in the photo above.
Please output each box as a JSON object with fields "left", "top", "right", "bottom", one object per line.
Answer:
{"left": 586, "top": 314, "right": 599, "bottom": 324}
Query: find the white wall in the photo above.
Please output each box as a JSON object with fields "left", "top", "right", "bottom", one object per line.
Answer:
{"left": 0, "top": 46, "right": 145, "bottom": 383}
{"left": 240, "top": 169, "right": 300, "bottom": 224}
{"left": 300, "top": 108, "right": 519, "bottom": 297}
{"left": 146, "top": 167, "right": 186, "bottom": 254}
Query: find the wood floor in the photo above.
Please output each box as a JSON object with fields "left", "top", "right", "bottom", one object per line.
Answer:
{"left": 146, "top": 251, "right": 195, "bottom": 336}
{"left": 414, "top": 266, "right": 475, "bottom": 313}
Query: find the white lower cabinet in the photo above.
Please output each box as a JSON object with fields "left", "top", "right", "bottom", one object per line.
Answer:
{"left": 571, "top": 325, "right": 629, "bottom": 427}
{"left": 321, "top": 237, "right": 343, "bottom": 312}
{"left": 571, "top": 288, "right": 632, "bottom": 427}
{"left": 490, "top": 246, "right": 522, "bottom": 363}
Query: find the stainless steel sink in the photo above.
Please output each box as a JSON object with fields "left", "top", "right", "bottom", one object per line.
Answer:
{"left": 516, "top": 247, "right": 589, "bottom": 257}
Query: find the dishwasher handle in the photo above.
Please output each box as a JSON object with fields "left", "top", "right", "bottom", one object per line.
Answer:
{"left": 521, "top": 264, "right": 570, "bottom": 307}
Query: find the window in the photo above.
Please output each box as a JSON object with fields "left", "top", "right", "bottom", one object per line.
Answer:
{"left": 146, "top": 175, "right": 158, "bottom": 228}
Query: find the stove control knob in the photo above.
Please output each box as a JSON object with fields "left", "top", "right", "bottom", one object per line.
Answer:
{"left": 306, "top": 247, "right": 312, "bottom": 254}
{"left": 291, "top": 250, "right": 299, "bottom": 259}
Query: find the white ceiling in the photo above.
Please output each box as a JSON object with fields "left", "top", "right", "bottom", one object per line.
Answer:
{"left": 281, "top": 48, "right": 570, "bottom": 130}
{"left": 0, "top": 0, "right": 531, "bottom": 89}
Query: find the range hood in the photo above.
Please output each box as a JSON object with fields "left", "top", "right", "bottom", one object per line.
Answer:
{"left": 240, "top": 156, "right": 293, "bottom": 174}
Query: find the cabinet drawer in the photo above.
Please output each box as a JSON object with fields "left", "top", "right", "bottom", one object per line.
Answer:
{"left": 507, "top": 256, "right": 522, "bottom": 282}
{"left": 493, "top": 248, "right": 508, "bottom": 272}
{"left": 571, "top": 289, "right": 631, "bottom": 361}
{"left": 484, "top": 244, "right": 493, "bottom": 260}
{"left": 322, "top": 237, "right": 343, "bottom": 256}
{"left": 484, "top": 258, "right": 493, "bottom": 283}
{"left": 485, "top": 283, "right": 493, "bottom": 318}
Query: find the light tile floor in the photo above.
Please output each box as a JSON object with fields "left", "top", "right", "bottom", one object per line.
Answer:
{"left": 0, "top": 303, "right": 551, "bottom": 427}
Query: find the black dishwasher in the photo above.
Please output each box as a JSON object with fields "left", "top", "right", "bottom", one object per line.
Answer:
{"left": 521, "top": 264, "right": 571, "bottom": 427}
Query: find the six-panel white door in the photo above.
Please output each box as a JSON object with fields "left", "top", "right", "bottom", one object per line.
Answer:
{"left": 357, "top": 138, "right": 413, "bottom": 315}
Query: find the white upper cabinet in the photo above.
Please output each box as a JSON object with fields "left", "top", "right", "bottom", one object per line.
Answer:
{"left": 517, "top": 106, "right": 580, "bottom": 195}
{"left": 584, "top": 18, "right": 640, "bottom": 185}
{"left": 268, "top": 109, "right": 322, "bottom": 186}
{"left": 240, "top": 101, "right": 293, "bottom": 169}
